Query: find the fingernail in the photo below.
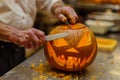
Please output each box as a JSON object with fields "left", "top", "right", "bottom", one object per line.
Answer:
{"left": 63, "top": 17, "right": 67, "bottom": 22}
{"left": 70, "top": 20, "right": 75, "bottom": 24}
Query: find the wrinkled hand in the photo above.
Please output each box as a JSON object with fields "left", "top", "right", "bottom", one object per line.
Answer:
{"left": 53, "top": 6, "right": 78, "bottom": 24}
{"left": 8, "top": 28, "right": 45, "bottom": 49}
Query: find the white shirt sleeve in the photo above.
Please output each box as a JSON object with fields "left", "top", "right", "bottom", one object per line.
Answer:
{"left": 36, "top": 0, "right": 63, "bottom": 13}
{"left": 0, "top": 0, "right": 36, "bottom": 30}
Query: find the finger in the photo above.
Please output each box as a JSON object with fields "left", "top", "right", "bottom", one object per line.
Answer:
{"left": 33, "top": 29, "right": 45, "bottom": 44}
{"left": 27, "top": 31, "right": 40, "bottom": 48}
{"left": 70, "top": 11, "right": 78, "bottom": 24}
{"left": 27, "top": 42, "right": 34, "bottom": 48}
{"left": 61, "top": 7, "right": 78, "bottom": 24}
{"left": 24, "top": 42, "right": 31, "bottom": 49}
{"left": 24, "top": 35, "right": 34, "bottom": 48}
{"left": 69, "top": 10, "right": 78, "bottom": 24}
{"left": 64, "top": 10, "right": 76, "bottom": 24}
{"left": 18, "top": 36, "right": 30, "bottom": 48}
{"left": 57, "top": 14, "right": 67, "bottom": 22}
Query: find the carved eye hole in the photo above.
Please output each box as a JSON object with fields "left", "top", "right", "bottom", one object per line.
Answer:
{"left": 77, "top": 31, "right": 91, "bottom": 48}
{"left": 53, "top": 38, "right": 68, "bottom": 47}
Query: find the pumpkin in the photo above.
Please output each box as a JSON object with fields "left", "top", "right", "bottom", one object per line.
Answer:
{"left": 44, "top": 23, "right": 98, "bottom": 71}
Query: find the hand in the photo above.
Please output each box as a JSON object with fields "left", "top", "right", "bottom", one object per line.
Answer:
{"left": 53, "top": 6, "right": 78, "bottom": 24}
{"left": 8, "top": 28, "right": 45, "bottom": 49}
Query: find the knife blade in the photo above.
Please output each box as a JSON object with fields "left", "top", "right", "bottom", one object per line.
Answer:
{"left": 65, "top": 20, "right": 71, "bottom": 29}
{"left": 45, "top": 32, "right": 68, "bottom": 41}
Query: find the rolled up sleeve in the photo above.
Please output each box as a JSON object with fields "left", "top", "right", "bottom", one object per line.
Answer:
{"left": 36, "top": 0, "right": 63, "bottom": 13}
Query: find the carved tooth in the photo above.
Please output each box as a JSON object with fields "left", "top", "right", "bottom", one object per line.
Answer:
{"left": 47, "top": 42, "right": 55, "bottom": 58}
{"left": 61, "top": 55, "right": 64, "bottom": 59}
{"left": 57, "top": 55, "right": 66, "bottom": 67}
{"left": 86, "top": 47, "right": 96, "bottom": 63}
{"left": 73, "top": 57, "right": 81, "bottom": 68}
{"left": 80, "top": 57, "right": 87, "bottom": 67}
{"left": 52, "top": 53, "right": 58, "bottom": 64}
{"left": 66, "top": 56, "right": 73, "bottom": 69}
{"left": 47, "top": 42, "right": 58, "bottom": 64}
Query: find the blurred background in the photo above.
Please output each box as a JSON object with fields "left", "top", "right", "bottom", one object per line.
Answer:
{"left": 26, "top": 0, "right": 120, "bottom": 58}
{"left": 34, "top": 0, "right": 120, "bottom": 35}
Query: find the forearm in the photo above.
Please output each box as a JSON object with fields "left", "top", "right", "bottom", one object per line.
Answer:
{"left": 0, "top": 22, "right": 18, "bottom": 41}
{"left": 36, "top": 0, "right": 63, "bottom": 13}
{"left": 51, "top": 0, "right": 64, "bottom": 14}
{"left": 0, "top": 22, "right": 45, "bottom": 48}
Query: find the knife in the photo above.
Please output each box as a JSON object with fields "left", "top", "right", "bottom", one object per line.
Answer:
{"left": 45, "top": 32, "right": 68, "bottom": 41}
{"left": 45, "top": 20, "right": 70, "bottom": 41}
{"left": 65, "top": 20, "right": 71, "bottom": 29}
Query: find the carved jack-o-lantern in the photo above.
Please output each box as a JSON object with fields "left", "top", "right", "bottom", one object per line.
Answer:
{"left": 44, "top": 23, "right": 97, "bottom": 71}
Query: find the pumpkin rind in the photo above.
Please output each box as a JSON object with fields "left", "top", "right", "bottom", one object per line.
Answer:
{"left": 44, "top": 23, "right": 98, "bottom": 71}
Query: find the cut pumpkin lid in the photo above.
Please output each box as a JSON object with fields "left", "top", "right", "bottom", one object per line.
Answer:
{"left": 71, "top": 23, "right": 86, "bottom": 30}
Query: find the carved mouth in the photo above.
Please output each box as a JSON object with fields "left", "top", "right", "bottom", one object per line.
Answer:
{"left": 47, "top": 42, "right": 96, "bottom": 69}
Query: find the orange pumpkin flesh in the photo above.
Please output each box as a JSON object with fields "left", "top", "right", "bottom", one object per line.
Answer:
{"left": 44, "top": 23, "right": 98, "bottom": 71}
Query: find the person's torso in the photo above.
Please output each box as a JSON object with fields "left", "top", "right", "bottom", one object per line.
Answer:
{"left": 0, "top": 0, "right": 37, "bottom": 30}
